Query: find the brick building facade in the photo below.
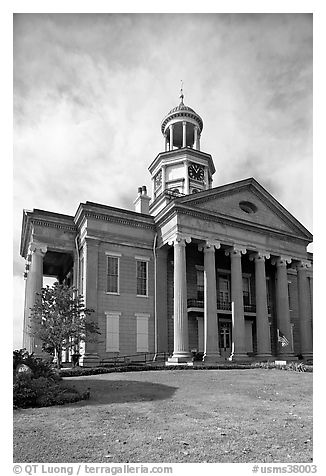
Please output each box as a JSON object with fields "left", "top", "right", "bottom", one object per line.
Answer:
{"left": 20, "top": 94, "right": 313, "bottom": 365}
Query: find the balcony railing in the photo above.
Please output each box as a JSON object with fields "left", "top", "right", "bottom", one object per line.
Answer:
{"left": 187, "top": 299, "right": 271, "bottom": 314}
{"left": 217, "top": 299, "right": 232, "bottom": 311}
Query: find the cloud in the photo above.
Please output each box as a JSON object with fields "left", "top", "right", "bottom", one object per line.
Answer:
{"left": 13, "top": 13, "right": 313, "bottom": 343}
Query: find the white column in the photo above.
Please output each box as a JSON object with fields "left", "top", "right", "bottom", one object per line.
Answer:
{"left": 250, "top": 251, "right": 272, "bottom": 358}
{"left": 272, "top": 256, "right": 294, "bottom": 358}
{"left": 204, "top": 167, "right": 209, "bottom": 190}
{"left": 79, "top": 238, "right": 101, "bottom": 367}
{"left": 199, "top": 241, "right": 222, "bottom": 362}
{"left": 184, "top": 161, "right": 190, "bottom": 195}
{"left": 155, "top": 247, "right": 169, "bottom": 353}
{"left": 24, "top": 243, "right": 47, "bottom": 354}
{"left": 194, "top": 126, "right": 198, "bottom": 149}
{"left": 182, "top": 121, "right": 187, "bottom": 148}
{"left": 226, "top": 245, "right": 247, "bottom": 360}
{"left": 161, "top": 165, "right": 166, "bottom": 192}
{"left": 197, "top": 132, "right": 201, "bottom": 151}
{"left": 296, "top": 260, "right": 313, "bottom": 360}
{"left": 169, "top": 124, "right": 174, "bottom": 151}
{"left": 168, "top": 235, "right": 192, "bottom": 363}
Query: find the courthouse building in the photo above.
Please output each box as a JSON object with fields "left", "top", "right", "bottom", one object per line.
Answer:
{"left": 20, "top": 93, "right": 313, "bottom": 365}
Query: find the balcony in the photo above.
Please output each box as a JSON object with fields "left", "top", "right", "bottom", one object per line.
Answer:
{"left": 187, "top": 299, "right": 271, "bottom": 314}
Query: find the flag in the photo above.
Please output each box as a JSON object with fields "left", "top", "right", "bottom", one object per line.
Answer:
{"left": 277, "top": 329, "right": 289, "bottom": 347}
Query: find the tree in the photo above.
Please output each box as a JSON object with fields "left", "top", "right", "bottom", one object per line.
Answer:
{"left": 29, "top": 283, "right": 100, "bottom": 368}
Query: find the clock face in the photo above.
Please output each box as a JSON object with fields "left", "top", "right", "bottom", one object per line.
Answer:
{"left": 188, "top": 163, "right": 204, "bottom": 181}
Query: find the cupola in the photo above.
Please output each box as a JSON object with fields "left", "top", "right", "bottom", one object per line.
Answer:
{"left": 148, "top": 88, "right": 216, "bottom": 216}
{"left": 161, "top": 87, "right": 203, "bottom": 151}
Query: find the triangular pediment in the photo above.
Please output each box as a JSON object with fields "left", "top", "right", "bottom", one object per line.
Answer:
{"left": 177, "top": 178, "right": 312, "bottom": 240}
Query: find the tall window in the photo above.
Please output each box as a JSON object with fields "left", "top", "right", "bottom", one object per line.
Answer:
{"left": 288, "top": 280, "right": 292, "bottom": 310}
{"left": 136, "top": 260, "right": 148, "bottom": 296}
{"left": 136, "top": 313, "right": 149, "bottom": 352}
{"left": 219, "top": 275, "right": 230, "bottom": 303}
{"left": 107, "top": 255, "right": 119, "bottom": 294}
{"left": 105, "top": 312, "right": 120, "bottom": 352}
{"left": 197, "top": 270, "right": 204, "bottom": 301}
{"left": 266, "top": 277, "right": 272, "bottom": 311}
{"left": 242, "top": 276, "right": 251, "bottom": 305}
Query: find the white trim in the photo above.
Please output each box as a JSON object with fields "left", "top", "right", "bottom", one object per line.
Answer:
{"left": 135, "top": 312, "right": 151, "bottom": 319}
{"left": 135, "top": 255, "right": 150, "bottom": 262}
{"left": 105, "top": 251, "right": 122, "bottom": 257}
{"left": 105, "top": 311, "right": 122, "bottom": 317}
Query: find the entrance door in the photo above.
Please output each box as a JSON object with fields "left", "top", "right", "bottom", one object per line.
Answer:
{"left": 219, "top": 321, "right": 232, "bottom": 359}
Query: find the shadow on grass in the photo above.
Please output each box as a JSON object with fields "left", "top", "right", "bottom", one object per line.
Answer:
{"left": 64, "top": 379, "right": 178, "bottom": 405}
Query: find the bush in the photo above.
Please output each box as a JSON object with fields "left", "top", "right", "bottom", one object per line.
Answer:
{"left": 13, "top": 349, "right": 60, "bottom": 381}
{"left": 13, "top": 373, "right": 88, "bottom": 408}
{"left": 13, "top": 349, "right": 88, "bottom": 408}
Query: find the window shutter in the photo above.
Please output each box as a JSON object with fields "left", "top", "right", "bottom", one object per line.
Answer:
{"left": 106, "top": 313, "right": 120, "bottom": 352}
{"left": 136, "top": 314, "right": 149, "bottom": 352}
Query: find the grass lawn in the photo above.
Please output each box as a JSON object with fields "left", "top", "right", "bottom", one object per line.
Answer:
{"left": 13, "top": 369, "right": 313, "bottom": 463}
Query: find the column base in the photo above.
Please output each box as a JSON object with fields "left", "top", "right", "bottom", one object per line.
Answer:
{"left": 229, "top": 352, "right": 252, "bottom": 362}
{"left": 202, "top": 352, "right": 224, "bottom": 363}
{"left": 302, "top": 352, "right": 313, "bottom": 363}
{"left": 276, "top": 353, "right": 297, "bottom": 361}
{"left": 79, "top": 353, "right": 100, "bottom": 368}
{"left": 168, "top": 352, "right": 192, "bottom": 364}
{"left": 255, "top": 353, "right": 273, "bottom": 361}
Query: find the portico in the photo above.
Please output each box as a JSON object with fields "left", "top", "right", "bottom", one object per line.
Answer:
{"left": 163, "top": 231, "right": 312, "bottom": 363}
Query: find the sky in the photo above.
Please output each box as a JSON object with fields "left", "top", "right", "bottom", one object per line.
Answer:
{"left": 13, "top": 13, "right": 313, "bottom": 350}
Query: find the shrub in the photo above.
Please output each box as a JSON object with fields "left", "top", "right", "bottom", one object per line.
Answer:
{"left": 13, "top": 349, "right": 60, "bottom": 381}
{"left": 13, "top": 349, "right": 89, "bottom": 408}
{"left": 13, "top": 373, "right": 88, "bottom": 408}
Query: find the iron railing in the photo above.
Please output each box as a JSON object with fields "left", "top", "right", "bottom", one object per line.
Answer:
{"left": 187, "top": 298, "right": 271, "bottom": 314}
{"left": 99, "top": 351, "right": 169, "bottom": 367}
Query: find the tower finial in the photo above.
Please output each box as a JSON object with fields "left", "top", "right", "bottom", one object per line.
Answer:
{"left": 180, "top": 80, "right": 184, "bottom": 104}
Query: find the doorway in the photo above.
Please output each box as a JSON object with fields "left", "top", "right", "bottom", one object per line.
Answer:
{"left": 219, "top": 321, "right": 232, "bottom": 359}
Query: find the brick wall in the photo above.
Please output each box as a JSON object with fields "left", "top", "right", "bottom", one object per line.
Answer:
{"left": 89, "top": 242, "right": 155, "bottom": 359}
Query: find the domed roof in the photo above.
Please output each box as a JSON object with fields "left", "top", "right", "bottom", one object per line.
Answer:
{"left": 167, "top": 103, "right": 197, "bottom": 115}
{"left": 161, "top": 93, "right": 203, "bottom": 134}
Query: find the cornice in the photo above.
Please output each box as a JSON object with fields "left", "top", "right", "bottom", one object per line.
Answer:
{"left": 148, "top": 148, "right": 215, "bottom": 175}
{"left": 20, "top": 210, "right": 76, "bottom": 258}
{"left": 155, "top": 202, "right": 311, "bottom": 246}
{"left": 161, "top": 110, "right": 203, "bottom": 134}
{"left": 30, "top": 218, "right": 76, "bottom": 233}
{"left": 82, "top": 210, "right": 156, "bottom": 231}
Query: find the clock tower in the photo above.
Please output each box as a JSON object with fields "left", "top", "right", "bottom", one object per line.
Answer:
{"left": 148, "top": 89, "right": 215, "bottom": 215}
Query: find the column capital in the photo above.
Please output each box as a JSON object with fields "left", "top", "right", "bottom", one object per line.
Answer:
{"left": 168, "top": 234, "right": 192, "bottom": 246}
{"left": 182, "top": 121, "right": 187, "bottom": 126}
{"left": 249, "top": 250, "right": 270, "bottom": 262}
{"left": 198, "top": 240, "right": 221, "bottom": 252}
{"left": 29, "top": 242, "right": 47, "bottom": 256}
{"left": 271, "top": 255, "right": 292, "bottom": 267}
{"left": 225, "top": 244, "right": 247, "bottom": 257}
{"left": 295, "top": 259, "right": 311, "bottom": 270}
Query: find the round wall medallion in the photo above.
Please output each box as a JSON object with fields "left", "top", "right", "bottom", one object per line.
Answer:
{"left": 239, "top": 201, "right": 258, "bottom": 214}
